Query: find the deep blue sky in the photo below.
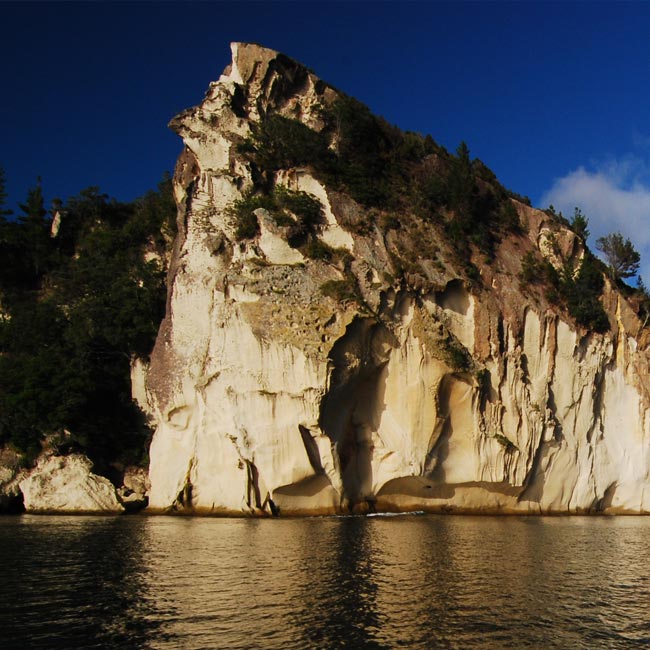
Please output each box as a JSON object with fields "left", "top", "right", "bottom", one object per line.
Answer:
{"left": 4, "top": 1, "right": 650, "bottom": 269}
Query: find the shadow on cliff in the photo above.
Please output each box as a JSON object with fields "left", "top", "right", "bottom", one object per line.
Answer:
{"left": 319, "top": 317, "right": 396, "bottom": 511}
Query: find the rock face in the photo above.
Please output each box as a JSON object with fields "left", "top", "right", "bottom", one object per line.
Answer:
{"left": 0, "top": 448, "right": 25, "bottom": 513}
{"left": 117, "top": 466, "right": 150, "bottom": 511}
{"left": 20, "top": 455, "right": 124, "bottom": 513}
{"left": 141, "top": 42, "right": 650, "bottom": 515}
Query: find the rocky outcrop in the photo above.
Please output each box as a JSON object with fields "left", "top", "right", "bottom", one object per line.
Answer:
{"left": 140, "top": 43, "right": 650, "bottom": 515}
{"left": 117, "top": 466, "right": 150, "bottom": 511}
{"left": 0, "top": 448, "right": 25, "bottom": 513}
{"left": 19, "top": 454, "right": 124, "bottom": 513}
{"left": 0, "top": 442, "right": 150, "bottom": 514}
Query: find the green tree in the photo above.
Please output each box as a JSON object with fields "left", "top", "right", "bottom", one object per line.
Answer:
{"left": 570, "top": 207, "right": 589, "bottom": 240}
{"left": 596, "top": 231, "right": 640, "bottom": 281}
{"left": 329, "top": 96, "right": 393, "bottom": 206}
{"left": 562, "top": 253, "right": 609, "bottom": 332}
{"left": 637, "top": 276, "right": 650, "bottom": 328}
{"left": 241, "top": 114, "right": 334, "bottom": 178}
{"left": 0, "top": 167, "right": 12, "bottom": 220}
{"left": 0, "top": 300, "right": 85, "bottom": 455}
{"left": 17, "top": 178, "right": 53, "bottom": 278}
{"left": 0, "top": 179, "right": 53, "bottom": 297}
{"left": 448, "top": 141, "right": 475, "bottom": 213}
{"left": 0, "top": 179, "right": 170, "bottom": 467}
{"left": 18, "top": 178, "right": 47, "bottom": 224}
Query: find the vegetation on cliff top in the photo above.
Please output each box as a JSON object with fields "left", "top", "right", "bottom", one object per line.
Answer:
{"left": 238, "top": 97, "right": 523, "bottom": 263}
{"left": 234, "top": 92, "right": 642, "bottom": 334}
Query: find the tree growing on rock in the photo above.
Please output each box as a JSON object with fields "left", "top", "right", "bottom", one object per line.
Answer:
{"left": 636, "top": 276, "right": 650, "bottom": 328}
{"left": 596, "top": 232, "right": 640, "bottom": 281}
{"left": 570, "top": 207, "right": 589, "bottom": 240}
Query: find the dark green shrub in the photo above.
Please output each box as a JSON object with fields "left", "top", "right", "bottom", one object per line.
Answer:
{"left": 396, "top": 131, "right": 427, "bottom": 162}
{"left": 326, "top": 96, "right": 406, "bottom": 207}
{"left": 506, "top": 190, "right": 532, "bottom": 206}
{"left": 570, "top": 207, "right": 589, "bottom": 240}
{"left": 519, "top": 251, "right": 560, "bottom": 292}
{"left": 304, "top": 241, "right": 353, "bottom": 267}
{"left": 381, "top": 214, "right": 401, "bottom": 231}
{"left": 238, "top": 114, "right": 334, "bottom": 173}
{"left": 520, "top": 247, "right": 607, "bottom": 331}
{"left": 494, "top": 433, "right": 518, "bottom": 453}
{"left": 237, "top": 214, "right": 260, "bottom": 240}
{"left": 275, "top": 187, "right": 324, "bottom": 230}
{"left": 230, "top": 188, "right": 323, "bottom": 242}
{"left": 464, "top": 261, "right": 481, "bottom": 283}
{"left": 415, "top": 171, "right": 449, "bottom": 216}
{"left": 442, "top": 336, "right": 471, "bottom": 371}
{"left": 230, "top": 192, "right": 277, "bottom": 230}
{"left": 476, "top": 368, "right": 491, "bottom": 394}
{"left": 448, "top": 345, "right": 470, "bottom": 371}
{"left": 500, "top": 201, "right": 522, "bottom": 232}
{"left": 562, "top": 254, "right": 609, "bottom": 332}
{"left": 304, "top": 239, "right": 335, "bottom": 261}
{"left": 520, "top": 251, "right": 547, "bottom": 284}
{"left": 301, "top": 243, "right": 354, "bottom": 270}
{"left": 636, "top": 277, "right": 650, "bottom": 328}
{"left": 273, "top": 212, "right": 295, "bottom": 227}
{"left": 320, "top": 278, "right": 358, "bottom": 303}
{"left": 442, "top": 143, "right": 521, "bottom": 259}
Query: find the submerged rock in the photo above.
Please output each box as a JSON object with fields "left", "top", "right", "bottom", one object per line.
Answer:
{"left": 20, "top": 454, "right": 124, "bottom": 513}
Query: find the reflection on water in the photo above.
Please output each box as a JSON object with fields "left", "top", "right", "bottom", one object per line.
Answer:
{"left": 2, "top": 514, "right": 650, "bottom": 648}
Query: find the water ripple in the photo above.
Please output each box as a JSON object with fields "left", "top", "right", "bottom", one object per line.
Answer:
{"left": 2, "top": 515, "right": 650, "bottom": 648}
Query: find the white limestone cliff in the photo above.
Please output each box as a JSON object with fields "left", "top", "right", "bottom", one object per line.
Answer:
{"left": 141, "top": 43, "right": 650, "bottom": 515}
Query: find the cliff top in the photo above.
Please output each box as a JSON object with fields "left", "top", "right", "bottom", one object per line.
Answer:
{"left": 166, "top": 40, "right": 650, "bottom": 352}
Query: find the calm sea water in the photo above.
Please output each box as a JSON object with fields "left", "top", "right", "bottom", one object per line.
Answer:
{"left": 1, "top": 514, "right": 650, "bottom": 649}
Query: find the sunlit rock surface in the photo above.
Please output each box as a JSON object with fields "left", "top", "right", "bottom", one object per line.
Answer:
{"left": 117, "top": 466, "right": 150, "bottom": 511}
{"left": 141, "top": 43, "right": 650, "bottom": 515}
{"left": 19, "top": 454, "right": 124, "bottom": 513}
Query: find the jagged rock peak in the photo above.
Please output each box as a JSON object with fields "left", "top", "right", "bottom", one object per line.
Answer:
{"left": 221, "top": 42, "right": 308, "bottom": 86}
{"left": 169, "top": 42, "right": 337, "bottom": 139}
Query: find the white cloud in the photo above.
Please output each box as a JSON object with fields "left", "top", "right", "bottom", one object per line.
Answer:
{"left": 540, "top": 158, "right": 650, "bottom": 282}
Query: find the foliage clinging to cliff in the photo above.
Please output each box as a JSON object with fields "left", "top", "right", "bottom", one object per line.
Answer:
{"left": 230, "top": 186, "right": 324, "bottom": 246}
{"left": 563, "top": 253, "right": 609, "bottom": 332}
{"left": 519, "top": 246, "right": 609, "bottom": 333}
{"left": 237, "top": 95, "right": 523, "bottom": 278}
{"left": 238, "top": 114, "right": 335, "bottom": 178}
